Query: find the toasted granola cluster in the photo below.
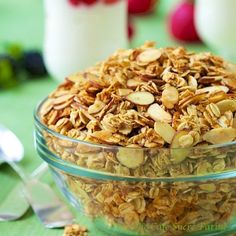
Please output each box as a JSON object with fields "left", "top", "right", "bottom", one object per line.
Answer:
{"left": 39, "top": 42, "right": 236, "bottom": 235}
{"left": 63, "top": 224, "right": 88, "bottom": 236}
{"left": 40, "top": 42, "right": 236, "bottom": 149}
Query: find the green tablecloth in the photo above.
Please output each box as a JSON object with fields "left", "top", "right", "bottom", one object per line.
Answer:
{"left": 0, "top": 1, "right": 209, "bottom": 235}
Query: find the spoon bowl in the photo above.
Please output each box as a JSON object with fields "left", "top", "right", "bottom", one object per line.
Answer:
{"left": 0, "top": 125, "right": 24, "bottom": 163}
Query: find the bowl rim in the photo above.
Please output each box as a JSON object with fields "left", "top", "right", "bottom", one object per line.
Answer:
{"left": 34, "top": 97, "right": 236, "bottom": 182}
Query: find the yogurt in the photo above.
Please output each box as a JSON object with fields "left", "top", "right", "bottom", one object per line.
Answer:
{"left": 43, "top": 0, "right": 128, "bottom": 81}
{"left": 195, "top": 0, "right": 236, "bottom": 61}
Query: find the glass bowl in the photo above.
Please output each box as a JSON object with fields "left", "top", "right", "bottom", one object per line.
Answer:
{"left": 34, "top": 99, "right": 236, "bottom": 236}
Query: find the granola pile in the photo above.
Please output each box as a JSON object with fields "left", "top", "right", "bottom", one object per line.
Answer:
{"left": 40, "top": 42, "right": 236, "bottom": 175}
{"left": 40, "top": 42, "right": 236, "bottom": 149}
{"left": 39, "top": 42, "right": 236, "bottom": 235}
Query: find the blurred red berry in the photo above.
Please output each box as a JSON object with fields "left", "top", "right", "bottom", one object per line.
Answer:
{"left": 82, "top": 0, "right": 97, "bottom": 5}
{"left": 103, "top": 0, "right": 118, "bottom": 4}
{"left": 128, "top": 0, "right": 156, "bottom": 14}
{"left": 169, "top": 1, "right": 201, "bottom": 42}
{"left": 68, "top": 0, "right": 81, "bottom": 6}
{"left": 128, "top": 22, "right": 135, "bottom": 40}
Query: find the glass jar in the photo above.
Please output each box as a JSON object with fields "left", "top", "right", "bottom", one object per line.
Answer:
{"left": 43, "top": 0, "right": 128, "bottom": 81}
{"left": 195, "top": 0, "right": 236, "bottom": 61}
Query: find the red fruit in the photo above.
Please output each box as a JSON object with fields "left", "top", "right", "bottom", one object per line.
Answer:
{"left": 169, "top": 0, "right": 201, "bottom": 42}
{"left": 103, "top": 0, "right": 118, "bottom": 4}
{"left": 68, "top": 0, "right": 81, "bottom": 6}
{"left": 82, "top": 0, "right": 97, "bottom": 5}
{"left": 128, "top": 22, "right": 135, "bottom": 40}
{"left": 128, "top": 0, "right": 156, "bottom": 14}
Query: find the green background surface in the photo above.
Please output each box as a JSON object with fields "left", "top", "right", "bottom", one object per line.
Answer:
{"left": 0, "top": 0, "right": 209, "bottom": 235}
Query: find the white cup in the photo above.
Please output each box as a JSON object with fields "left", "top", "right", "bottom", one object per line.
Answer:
{"left": 195, "top": 0, "right": 236, "bottom": 61}
{"left": 43, "top": 0, "right": 128, "bottom": 81}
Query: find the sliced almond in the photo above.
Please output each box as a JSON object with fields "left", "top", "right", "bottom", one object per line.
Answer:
{"left": 147, "top": 103, "right": 172, "bottom": 123}
{"left": 53, "top": 99, "right": 73, "bottom": 110}
{"left": 127, "top": 79, "right": 142, "bottom": 88}
{"left": 154, "top": 121, "right": 176, "bottom": 144}
{"left": 179, "top": 93, "right": 207, "bottom": 109}
{"left": 71, "top": 101, "right": 88, "bottom": 110}
{"left": 119, "top": 125, "right": 132, "bottom": 135}
{"left": 222, "top": 76, "right": 236, "bottom": 89}
{"left": 170, "top": 130, "right": 190, "bottom": 164}
{"left": 88, "top": 100, "right": 106, "bottom": 114}
{"left": 126, "top": 91, "right": 154, "bottom": 105}
{"left": 178, "top": 134, "right": 194, "bottom": 148}
{"left": 199, "top": 183, "right": 216, "bottom": 193}
{"left": 196, "top": 86, "right": 229, "bottom": 95}
{"left": 116, "top": 148, "right": 144, "bottom": 169}
{"left": 48, "top": 110, "right": 59, "bottom": 125}
{"left": 40, "top": 99, "right": 53, "bottom": 116}
{"left": 198, "top": 76, "right": 223, "bottom": 85}
{"left": 161, "top": 85, "right": 179, "bottom": 109}
{"left": 216, "top": 99, "right": 236, "bottom": 114}
{"left": 170, "top": 149, "right": 189, "bottom": 164}
{"left": 208, "top": 91, "right": 228, "bottom": 103}
{"left": 137, "top": 49, "right": 162, "bottom": 63}
{"left": 202, "top": 127, "right": 236, "bottom": 144}
{"left": 53, "top": 94, "right": 75, "bottom": 105}
{"left": 188, "top": 76, "right": 198, "bottom": 90}
{"left": 117, "top": 88, "right": 133, "bottom": 96}
{"left": 90, "top": 130, "right": 114, "bottom": 144}
{"left": 80, "top": 109, "right": 97, "bottom": 122}
{"left": 171, "top": 130, "right": 190, "bottom": 148}
{"left": 67, "top": 73, "right": 84, "bottom": 83}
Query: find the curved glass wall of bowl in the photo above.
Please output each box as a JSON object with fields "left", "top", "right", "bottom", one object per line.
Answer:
{"left": 195, "top": 0, "right": 236, "bottom": 61}
{"left": 34, "top": 100, "right": 236, "bottom": 236}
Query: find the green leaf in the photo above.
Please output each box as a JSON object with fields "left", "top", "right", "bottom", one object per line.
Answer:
{"left": 4, "top": 42, "right": 23, "bottom": 60}
{"left": 0, "top": 59, "right": 18, "bottom": 89}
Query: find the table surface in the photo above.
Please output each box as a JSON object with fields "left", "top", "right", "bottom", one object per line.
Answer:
{"left": 0, "top": 1, "right": 210, "bottom": 236}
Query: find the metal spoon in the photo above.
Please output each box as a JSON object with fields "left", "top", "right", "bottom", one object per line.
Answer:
{"left": 0, "top": 125, "right": 24, "bottom": 164}
{"left": 0, "top": 125, "right": 74, "bottom": 227}
{"left": 0, "top": 162, "right": 48, "bottom": 221}
{"left": 0, "top": 125, "right": 29, "bottom": 221}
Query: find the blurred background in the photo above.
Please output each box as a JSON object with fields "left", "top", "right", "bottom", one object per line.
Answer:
{"left": 2, "top": 0, "right": 235, "bottom": 89}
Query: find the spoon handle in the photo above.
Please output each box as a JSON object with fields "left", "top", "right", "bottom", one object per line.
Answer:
{"left": 0, "top": 162, "right": 48, "bottom": 221}
{"left": 7, "top": 162, "right": 74, "bottom": 227}
{"left": 9, "top": 161, "right": 28, "bottom": 181}
{"left": 8, "top": 161, "right": 48, "bottom": 180}
{"left": 23, "top": 179, "right": 74, "bottom": 228}
{"left": 9, "top": 162, "right": 74, "bottom": 228}
{"left": 0, "top": 183, "right": 27, "bottom": 222}
{"left": 31, "top": 162, "right": 48, "bottom": 178}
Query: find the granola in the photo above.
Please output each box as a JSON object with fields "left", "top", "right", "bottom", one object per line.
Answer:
{"left": 63, "top": 224, "right": 88, "bottom": 236}
{"left": 40, "top": 42, "right": 236, "bottom": 150}
{"left": 38, "top": 42, "right": 236, "bottom": 235}
{"left": 62, "top": 174, "right": 236, "bottom": 236}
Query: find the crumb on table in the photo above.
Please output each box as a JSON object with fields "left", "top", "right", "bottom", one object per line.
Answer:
{"left": 63, "top": 224, "right": 88, "bottom": 236}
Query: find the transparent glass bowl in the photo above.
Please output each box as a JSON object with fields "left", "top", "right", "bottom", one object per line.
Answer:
{"left": 34, "top": 99, "right": 236, "bottom": 236}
